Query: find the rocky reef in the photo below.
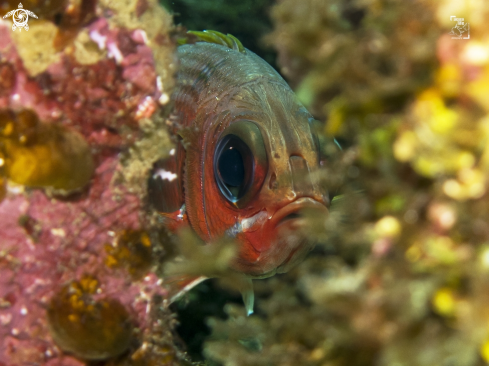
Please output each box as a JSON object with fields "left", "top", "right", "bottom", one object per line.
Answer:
{"left": 0, "top": 0, "right": 186, "bottom": 364}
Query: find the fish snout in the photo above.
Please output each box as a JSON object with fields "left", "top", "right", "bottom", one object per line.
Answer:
{"left": 288, "top": 155, "right": 328, "bottom": 205}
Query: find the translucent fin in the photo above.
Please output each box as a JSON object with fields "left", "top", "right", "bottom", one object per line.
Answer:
{"left": 165, "top": 275, "right": 208, "bottom": 304}
{"left": 206, "top": 30, "right": 234, "bottom": 48}
{"left": 334, "top": 138, "right": 343, "bottom": 151}
{"left": 187, "top": 30, "right": 246, "bottom": 54}
{"left": 177, "top": 37, "right": 188, "bottom": 45}
{"left": 227, "top": 33, "right": 245, "bottom": 53}
{"left": 188, "top": 30, "right": 227, "bottom": 47}
{"left": 240, "top": 278, "right": 254, "bottom": 316}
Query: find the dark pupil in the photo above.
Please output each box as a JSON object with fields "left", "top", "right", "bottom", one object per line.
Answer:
{"left": 215, "top": 134, "right": 254, "bottom": 202}
{"left": 218, "top": 147, "right": 244, "bottom": 187}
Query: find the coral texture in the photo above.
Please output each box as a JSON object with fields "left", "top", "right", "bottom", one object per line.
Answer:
{"left": 0, "top": 0, "right": 183, "bottom": 364}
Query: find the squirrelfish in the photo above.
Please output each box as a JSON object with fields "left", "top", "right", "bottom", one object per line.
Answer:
{"left": 150, "top": 31, "right": 333, "bottom": 312}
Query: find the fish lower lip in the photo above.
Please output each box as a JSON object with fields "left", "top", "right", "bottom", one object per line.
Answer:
{"left": 272, "top": 197, "right": 328, "bottom": 228}
{"left": 279, "top": 212, "right": 301, "bottom": 225}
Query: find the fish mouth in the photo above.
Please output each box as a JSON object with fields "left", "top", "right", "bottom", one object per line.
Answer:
{"left": 233, "top": 197, "right": 328, "bottom": 278}
{"left": 272, "top": 197, "right": 328, "bottom": 272}
{"left": 272, "top": 197, "right": 328, "bottom": 229}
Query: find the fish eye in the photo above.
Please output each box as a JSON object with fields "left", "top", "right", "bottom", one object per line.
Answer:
{"left": 215, "top": 135, "right": 252, "bottom": 200}
{"left": 214, "top": 120, "right": 268, "bottom": 207}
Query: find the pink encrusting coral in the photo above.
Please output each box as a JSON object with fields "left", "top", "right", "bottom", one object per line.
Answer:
{"left": 1, "top": 158, "right": 148, "bottom": 363}
{"left": 0, "top": 0, "right": 181, "bottom": 364}
{"left": 0, "top": 16, "right": 164, "bottom": 151}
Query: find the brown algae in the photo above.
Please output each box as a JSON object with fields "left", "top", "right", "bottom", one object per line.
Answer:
{"left": 47, "top": 276, "right": 133, "bottom": 360}
{"left": 0, "top": 109, "right": 94, "bottom": 192}
{"left": 105, "top": 229, "right": 154, "bottom": 280}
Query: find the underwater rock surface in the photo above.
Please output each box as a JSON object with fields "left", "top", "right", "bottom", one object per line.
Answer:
{"left": 0, "top": 0, "right": 183, "bottom": 364}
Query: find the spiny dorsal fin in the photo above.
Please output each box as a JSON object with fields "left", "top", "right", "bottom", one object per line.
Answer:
{"left": 186, "top": 30, "right": 246, "bottom": 53}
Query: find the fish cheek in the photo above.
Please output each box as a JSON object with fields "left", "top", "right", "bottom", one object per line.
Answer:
{"left": 232, "top": 230, "right": 273, "bottom": 276}
{"left": 232, "top": 227, "right": 298, "bottom": 277}
{"left": 179, "top": 114, "right": 213, "bottom": 241}
{"left": 234, "top": 232, "right": 261, "bottom": 267}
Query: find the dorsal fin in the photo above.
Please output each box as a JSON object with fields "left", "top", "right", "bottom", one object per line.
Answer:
{"left": 184, "top": 30, "right": 246, "bottom": 53}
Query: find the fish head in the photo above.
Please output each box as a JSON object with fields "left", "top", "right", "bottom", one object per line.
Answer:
{"left": 195, "top": 81, "right": 334, "bottom": 278}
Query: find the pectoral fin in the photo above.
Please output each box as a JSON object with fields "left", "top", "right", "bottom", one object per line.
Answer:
{"left": 165, "top": 274, "right": 208, "bottom": 304}
{"left": 240, "top": 277, "right": 254, "bottom": 316}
